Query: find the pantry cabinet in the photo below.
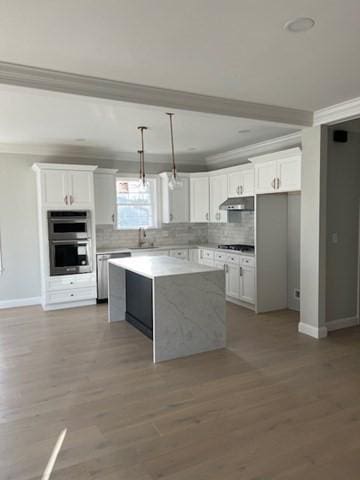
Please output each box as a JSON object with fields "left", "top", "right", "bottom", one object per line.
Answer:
{"left": 251, "top": 147, "right": 301, "bottom": 194}
{"left": 209, "top": 174, "right": 228, "bottom": 223}
{"left": 190, "top": 176, "right": 210, "bottom": 222}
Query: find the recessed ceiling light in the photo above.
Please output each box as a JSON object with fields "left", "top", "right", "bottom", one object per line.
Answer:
{"left": 75, "top": 138, "right": 86, "bottom": 142}
{"left": 284, "top": 17, "right": 315, "bottom": 33}
{"left": 188, "top": 147, "right": 197, "bottom": 151}
{"left": 238, "top": 129, "right": 251, "bottom": 134}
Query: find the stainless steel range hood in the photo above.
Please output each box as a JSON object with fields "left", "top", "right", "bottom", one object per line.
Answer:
{"left": 219, "top": 196, "right": 254, "bottom": 211}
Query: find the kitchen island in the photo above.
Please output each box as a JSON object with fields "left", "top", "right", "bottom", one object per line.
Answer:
{"left": 108, "top": 256, "right": 226, "bottom": 363}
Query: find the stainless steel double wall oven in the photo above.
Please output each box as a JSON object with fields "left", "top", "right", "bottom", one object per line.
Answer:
{"left": 48, "top": 211, "right": 93, "bottom": 275}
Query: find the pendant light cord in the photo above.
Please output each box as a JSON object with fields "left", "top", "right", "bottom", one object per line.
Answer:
{"left": 166, "top": 113, "right": 176, "bottom": 179}
{"left": 137, "top": 126, "right": 147, "bottom": 184}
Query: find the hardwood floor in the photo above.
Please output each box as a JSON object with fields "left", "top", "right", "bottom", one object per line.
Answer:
{"left": 1, "top": 303, "right": 360, "bottom": 479}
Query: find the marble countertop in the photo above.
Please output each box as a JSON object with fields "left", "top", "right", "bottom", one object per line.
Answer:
{"left": 97, "top": 244, "right": 255, "bottom": 256}
{"left": 109, "top": 255, "right": 222, "bottom": 279}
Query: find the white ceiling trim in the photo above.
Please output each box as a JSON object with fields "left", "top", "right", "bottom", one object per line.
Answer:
{"left": 313, "top": 96, "right": 360, "bottom": 126}
{"left": 0, "top": 61, "right": 313, "bottom": 127}
{"left": 205, "top": 132, "right": 301, "bottom": 166}
{"left": 0, "top": 142, "right": 207, "bottom": 165}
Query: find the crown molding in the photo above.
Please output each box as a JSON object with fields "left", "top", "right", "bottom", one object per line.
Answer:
{"left": 205, "top": 132, "right": 302, "bottom": 166}
{"left": 0, "top": 142, "right": 207, "bottom": 165}
{"left": 313, "top": 97, "right": 360, "bottom": 126}
{"left": 0, "top": 61, "right": 312, "bottom": 126}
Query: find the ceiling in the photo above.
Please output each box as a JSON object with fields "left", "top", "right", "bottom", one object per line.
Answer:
{"left": 0, "top": 0, "right": 359, "bottom": 111}
{"left": 0, "top": 85, "right": 296, "bottom": 158}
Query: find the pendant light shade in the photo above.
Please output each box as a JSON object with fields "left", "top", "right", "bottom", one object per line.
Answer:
{"left": 166, "top": 113, "right": 183, "bottom": 190}
{"left": 137, "top": 126, "right": 148, "bottom": 191}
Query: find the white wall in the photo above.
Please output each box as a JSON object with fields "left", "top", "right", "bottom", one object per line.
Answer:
{"left": 326, "top": 130, "right": 360, "bottom": 323}
{"left": 287, "top": 192, "right": 301, "bottom": 311}
{"left": 0, "top": 153, "right": 205, "bottom": 305}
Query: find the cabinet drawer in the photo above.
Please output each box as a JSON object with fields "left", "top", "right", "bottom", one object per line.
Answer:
{"left": 215, "top": 251, "right": 226, "bottom": 261}
{"left": 170, "top": 249, "right": 189, "bottom": 260}
{"left": 226, "top": 253, "right": 240, "bottom": 265}
{"left": 47, "top": 286, "right": 97, "bottom": 304}
{"left": 203, "top": 249, "right": 214, "bottom": 260}
{"left": 48, "top": 273, "right": 96, "bottom": 291}
{"left": 240, "top": 256, "right": 255, "bottom": 267}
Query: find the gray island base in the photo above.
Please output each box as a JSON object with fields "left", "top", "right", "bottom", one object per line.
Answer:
{"left": 108, "top": 256, "right": 226, "bottom": 363}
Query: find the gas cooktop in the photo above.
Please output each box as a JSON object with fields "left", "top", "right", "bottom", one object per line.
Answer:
{"left": 217, "top": 244, "right": 255, "bottom": 253}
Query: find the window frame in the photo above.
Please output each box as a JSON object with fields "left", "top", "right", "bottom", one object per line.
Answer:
{"left": 114, "top": 174, "right": 161, "bottom": 230}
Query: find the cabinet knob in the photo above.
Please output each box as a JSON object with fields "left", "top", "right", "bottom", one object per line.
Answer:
{"left": 169, "top": 213, "right": 173, "bottom": 221}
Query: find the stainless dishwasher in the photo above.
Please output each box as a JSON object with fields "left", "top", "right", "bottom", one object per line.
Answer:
{"left": 96, "top": 252, "right": 130, "bottom": 301}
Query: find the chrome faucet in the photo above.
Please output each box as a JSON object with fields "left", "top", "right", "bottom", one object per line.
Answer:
{"left": 138, "top": 227, "right": 146, "bottom": 247}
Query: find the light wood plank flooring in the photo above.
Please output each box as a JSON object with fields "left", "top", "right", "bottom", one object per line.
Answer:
{"left": 1, "top": 303, "right": 360, "bottom": 479}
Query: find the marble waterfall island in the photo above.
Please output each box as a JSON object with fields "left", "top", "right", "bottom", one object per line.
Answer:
{"left": 108, "top": 256, "right": 226, "bottom": 363}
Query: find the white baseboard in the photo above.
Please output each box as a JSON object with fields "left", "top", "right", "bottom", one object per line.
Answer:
{"left": 226, "top": 296, "right": 255, "bottom": 311}
{"left": 327, "top": 316, "right": 359, "bottom": 332}
{"left": 298, "top": 322, "right": 328, "bottom": 339}
{"left": 0, "top": 296, "right": 41, "bottom": 309}
{"left": 42, "top": 299, "right": 96, "bottom": 311}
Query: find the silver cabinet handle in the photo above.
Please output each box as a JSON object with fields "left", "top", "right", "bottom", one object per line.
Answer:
{"left": 205, "top": 212, "right": 209, "bottom": 221}
{"left": 240, "top": 185, "right": 243, "bottom": 195}
{"left": 70, "top": 195, "right": 74, "bottom": 205}
{"left": 64, "top": 195, "right": 68, "bottom": 205}
{"left": 277, "top": 177, "right": 280, "bottom": 189}
{"left": 112, "top": 213, "right": 115, "bottom": 224}
{"left": 271, "top": 179, "right": 276, "bottom": 190}
{"left": 240, "top": 266, "right": 243, "bottom": 276}
{"left": 169, "top": 213, "right": 173, "bottom": 221}
{"left": 236, "top": 185, "right": 240, "bottom": 195}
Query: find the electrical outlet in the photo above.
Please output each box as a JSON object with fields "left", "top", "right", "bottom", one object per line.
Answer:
{"left": 294, "top": 289, "right": 300, "bottom": 300}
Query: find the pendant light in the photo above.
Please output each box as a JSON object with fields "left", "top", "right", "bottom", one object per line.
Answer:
{"left": 166, "top": 112, "right": 183, "bottom": 190}
{"left": 137, "top": 126, "right": 148, "bottom": 190}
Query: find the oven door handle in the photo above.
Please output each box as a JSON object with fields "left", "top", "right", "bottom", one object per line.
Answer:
{"left": 50, "top": 240, "right": 90, "bottom": 244}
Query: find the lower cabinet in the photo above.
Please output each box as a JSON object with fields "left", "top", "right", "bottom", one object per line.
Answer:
{"left": 239, "top": 265, "right": 256, "bottom": 304}
{"left": 226, "top": 263, "right": 240, "bottom": 298}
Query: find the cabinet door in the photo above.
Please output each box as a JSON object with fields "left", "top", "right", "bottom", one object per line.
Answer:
{"left": 226, "top": 263, "right": 240, "bottom": 298}
{"left": 42, "top": 170, "right": 68, "bottom": 208}
{"left": 241, "top": 169, "right": 255, "bottom": 196}
{"left": 228, "top": 171, "right": 243, "bottom": 197}
{"left": 188, "top": 248, "right": 199, "bottom": 263}
{"left": 169, "top": 176, "right": 190, "bottom": 223}
{"left": 94, "top": 173, "right": 116, "bottom": 225}
{"left": 239, "top": 265, "right": 255, "bottom": 304}
{"left": 277, "top": 156, "right": 301, "bottom": 192}
{"left": 210, "top": 174, "right": 228, "bottom": 223}
{"left": 254, "top": 161, "right": 277, "bottom": 194}
{"left": 68, "top": 171, "right": 94, "bottom": 208}
{"left": 190, "top": 176, "right": 209, "bottom": 222}
{"left": 170, "top": 249, "right": 189, "bottom": 260}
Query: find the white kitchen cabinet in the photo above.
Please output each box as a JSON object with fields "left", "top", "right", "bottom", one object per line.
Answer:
{"left": 190, "top": 176, "right": 210, "bottom": 223}
{"left": 34, "top": 164, "right": 97, "bottom": 209}
{"left": 228, "top": 168, "right": 254, "bottom": 197}
{"left": 170, "top": 248, "right": 189, "bottom": 260}
{"left": 277, "top": 156, "right": 301, "bottom": 192}
{"left": 188, "top": 248, "right": 199, "bottom": 263}
{"left": 251, "top": 148, "right": 301, "bottom": 195}
{"left": 239, "top": 264, "right": 255, "bottom": 304}
{"left": 254, "top": 160, "right": 278, "bottom": 194}
{"left": 210, "top": 174, "right": 228, "bottom": 223}
{"left": 226, "top": 263, "right": 240, "bottom": 298}
{"left": 94, "top": 169, "right": 118, "bottom": 225}
{"left": 160, "top": 173, "right": 190, "bottom": 223}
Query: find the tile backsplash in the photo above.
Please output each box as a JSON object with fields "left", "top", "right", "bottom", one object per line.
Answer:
{"left": 96, "top": 223, "right": 208, "bottom": 249}
{"left": 207, "top": 212, "right": 255, "bottom": 245}
{"left": 96, "top": 213, "right": 254, "bottom": 248}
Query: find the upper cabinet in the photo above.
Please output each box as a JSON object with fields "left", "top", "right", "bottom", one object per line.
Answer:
{"left": 32, "top": 163, "right": 97, "bottom": 209}
{"left": 251, "top": 147, "right": 301, "bottom": 195}
{"left": 94, "top": 169, "right": 118, "bottom": 225}
{"left": 160, "top": 173, "right": 190, "bottom": 223}
{"left": 210, "top": 174, "right": 228, "bottom": 222}
{"left": 190, "top": 175, "right": 210, "bottom": 222}
{"left": 228, "top": 167, "right": 254, "bottom": 197}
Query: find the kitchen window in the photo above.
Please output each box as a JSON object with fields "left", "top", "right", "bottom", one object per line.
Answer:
{"left": 115, "top": 177, "right": 159, "bottom": 229}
